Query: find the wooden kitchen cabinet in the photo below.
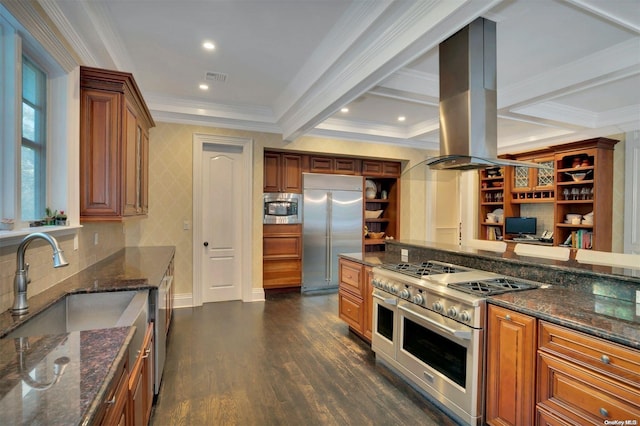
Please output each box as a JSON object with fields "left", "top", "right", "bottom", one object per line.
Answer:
{"left": 263, "top": 151, "right": 303, "bottom": 193}
{"left": 553, "top": 138, "right": 617, "bottom": 251}
{"left": 486, "top": 304, "right": 537, "bottom": 426}
{"left": 98, "top": 354, "right": 129, "bottom": 426}
{"left": 537, "top": 321, "right": 640, "bottom": 425}
{"left": 364, "top": 176, "right": 400, "bottom": 252}
{"left": 362, "top": 160, "right": 401, "bottom": 177}
{"left": 478, "top": 167, "right": 518, "bottom": 241}
{"left": 263, "top": 224, "right": 302, "bottom": 289}
{"left": 338, "top": 257, "right": 372, "bottom": 342}
{"left": 308, "top": 155, "right": 360, "bottom": 175}
{"left": 129, "top": 323, "right": 154, "bottom": 426}
{"left": 80, "top": 66, "right": 155, "bottom": 221}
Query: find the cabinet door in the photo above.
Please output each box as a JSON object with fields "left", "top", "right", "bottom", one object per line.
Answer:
{"left": 80, "top": 89, "right": 121, "bottom": 217}
{"left": 140, "top": 129, "right": 150, "bottom": 214}
{"left": 486, "top": 305, "right": 537, "bottom": 426}
{"left": 309, "top": 156, "right": 334, "bottom": 173}
{"left": 335, "top": 158, "right": 359, "bottom": 175}
{"left": 101, "top": 360, "right": 129, "bottom": 426}
{"left": 263, "top": 152, "right": 281, "bottom": 192}
{"left": 281, "top": 154, "right": 303, "bottom": 193}
{"left": 142, "top": 324, "right": 154, "bottom": 425}
{"left": 123, "top": 100, "right": 139, "bottom": 216}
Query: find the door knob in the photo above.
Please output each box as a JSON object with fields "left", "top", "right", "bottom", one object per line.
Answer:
{"left": 203, "top": 242, "right": 209, "bottom": 247}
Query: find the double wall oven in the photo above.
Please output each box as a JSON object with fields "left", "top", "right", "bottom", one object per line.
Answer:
{"left": 371, "top": 261, "right": 541, "bottom": 425}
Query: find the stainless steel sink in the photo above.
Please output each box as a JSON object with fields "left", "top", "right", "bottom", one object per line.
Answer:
{"left": 6, "top": 290, "right": 149, "bottom": 338}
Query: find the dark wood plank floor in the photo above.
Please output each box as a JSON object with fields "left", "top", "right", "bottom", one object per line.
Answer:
{"left": 150, "top": 292, "right": 459, "bottom": 426}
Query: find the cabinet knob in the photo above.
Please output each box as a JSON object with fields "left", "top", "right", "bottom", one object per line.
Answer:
{"left": 505, "top": 314, "right": 512, "bottom": 321}
{"left": 599, "top": 407, "right": 609, "bottom": 417}
{"left": 600, "top": 354, "right": 610, "bottom": 364}
{"left": 204, "top": 242, "right": 209, "bottom": 247}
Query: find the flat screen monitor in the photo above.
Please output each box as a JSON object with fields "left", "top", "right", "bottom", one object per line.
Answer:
{"left": 505, "top": 217, "right": 537, "bottom": 236}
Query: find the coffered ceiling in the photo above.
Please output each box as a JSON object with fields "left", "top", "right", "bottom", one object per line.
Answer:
{"left": 41, "top": 0, "right": 640, "bottom": 153}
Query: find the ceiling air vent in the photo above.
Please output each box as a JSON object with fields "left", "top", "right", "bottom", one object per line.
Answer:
{"left": 205, "top": 71, "right": 227, "bottom": 82}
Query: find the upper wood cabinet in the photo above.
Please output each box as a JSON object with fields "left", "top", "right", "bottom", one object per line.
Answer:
{"left": 362, "top": 160, "right": 401, "bottom": 177}
{"left": 80, "top": 66, "right": 155, "bottom": 221}
{"left": 264, "top": 152, "right": 303, "bottom": 193}
{"left": 308, "top": 155, "right": 360, "bottom": 175}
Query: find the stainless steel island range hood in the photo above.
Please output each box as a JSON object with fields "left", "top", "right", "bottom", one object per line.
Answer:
{"left": 426, "top": 18, "right": 544, "bottom": 171}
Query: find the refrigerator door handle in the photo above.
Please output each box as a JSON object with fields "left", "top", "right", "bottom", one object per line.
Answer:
{"left": 326, "top": 191, "right": 332, "bottom": 282}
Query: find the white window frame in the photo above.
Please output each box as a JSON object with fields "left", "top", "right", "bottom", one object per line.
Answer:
{"left": 0, "top": 5, "right": 80, "bottom": 246}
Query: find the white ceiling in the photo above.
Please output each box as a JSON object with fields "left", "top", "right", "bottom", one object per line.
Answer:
{"left": 43, "top": 0, "right": 640, "bottom": 154}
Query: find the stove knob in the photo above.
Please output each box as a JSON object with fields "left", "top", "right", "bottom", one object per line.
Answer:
{"left": 459, "top": 311, "right": 471, "bottom": 323}
{"left": 447, "top": 306, "right": 458, "bottom": 318}
{"left": 372, "top": 278, "right": 379, "bottom": 288}
{"left": 383, "top": 281, "right": 390, "bottom": 291}
{"left": 432, "top": 301, "right": 443, "bottom": 312}
{"left": 413, "top": 294, "right": 424, "bottom": 305}
{"left": 399, "top": 289, "right": 410, "bottom": 299}
{"left": 390, "top": 285, "right": 399, "bottom": 295}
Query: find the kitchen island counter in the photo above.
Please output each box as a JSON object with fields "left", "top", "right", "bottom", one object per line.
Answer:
{"left": 343, "top": 241, "right": 639, "bottom": 350}
{"left": 488, "top": 288, "right": 639, "bottom": 349}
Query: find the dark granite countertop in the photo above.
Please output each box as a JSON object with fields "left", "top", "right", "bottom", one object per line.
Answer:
{"left": 0, "top": 327, "right": 134, "bottom": 425}
{"left": 0, "top": 246, "right": 174, "bottom": 425}
{"left": 489, "top": 288, "right": 639, "bottom": 349}
{"left": 0, "top": 246, "right": 175, "bottom": 338}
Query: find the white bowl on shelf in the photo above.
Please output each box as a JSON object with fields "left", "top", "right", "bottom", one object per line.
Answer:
{"left": 365, "top": 209, "right": 383, "bottom": 219}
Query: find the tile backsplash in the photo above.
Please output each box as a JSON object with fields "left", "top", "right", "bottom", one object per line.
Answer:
{"left": 0, "top": 223, "right": 125, "bottom": 312}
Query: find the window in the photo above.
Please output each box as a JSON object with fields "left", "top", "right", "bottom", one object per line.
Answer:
{"left": 0, "top": 4, "right": 78, "bottom": 238}
{"left": 21, "top": 56, "right": 47, "bottom": 221}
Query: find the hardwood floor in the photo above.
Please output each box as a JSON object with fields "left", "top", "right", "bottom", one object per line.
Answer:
{"left": 150, "top": 292, "right": 459, "bottom": 426}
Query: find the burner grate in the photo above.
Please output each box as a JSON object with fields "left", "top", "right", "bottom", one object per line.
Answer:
{"left": 448, "top": 277, "right": 538, "bottom": 296}
{"left": 383, "top": 261, "right": 470, "bottom": 277}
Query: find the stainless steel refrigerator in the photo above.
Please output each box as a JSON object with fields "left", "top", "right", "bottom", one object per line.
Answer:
{"left": 302, "top": 173, "right": 363, "bottom": 293}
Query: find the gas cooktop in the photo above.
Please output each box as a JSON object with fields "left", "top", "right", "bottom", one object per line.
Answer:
{"left": 447, "top": 277, "right": 539, "bottom": 296}
{"left": 381, "top": 260, "right": 471, "bottom": 277}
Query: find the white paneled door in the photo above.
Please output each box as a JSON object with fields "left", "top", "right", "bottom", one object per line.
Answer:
{"left": 201, "top": 144, "right": 243, "bottom": 302}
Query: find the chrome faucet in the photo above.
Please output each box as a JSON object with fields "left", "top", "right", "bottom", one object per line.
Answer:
{"left": 12, "top": 232, "right": 69, "bottom": 316}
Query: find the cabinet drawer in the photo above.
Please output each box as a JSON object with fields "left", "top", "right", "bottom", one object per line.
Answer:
{"left": 263, "top": 259, "right": 301, "bottom": 287}
{"left": 538, "top": 351, "right": 640, "bottom": 425}
{"left": 263, "top": 236, "right": 301, "bottom": 259}
{"left": 536, "top": 407, "right": 573, "bottom": 426}
{"left": 539, "top": 321, "right": 640, "bottom": 389}
{"left": 338, "top": 290, "right": 363, "bottom": 332}
{"left": 339, "top": 260, "right": 363, "bottom": 295}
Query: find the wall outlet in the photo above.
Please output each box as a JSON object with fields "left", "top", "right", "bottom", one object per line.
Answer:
{"left": 401, "top": 249, "right": 408, "bottom": 262}
{"left": 93, "top": 232, "right": 99, "bottom": 246}
{"left": 183, "top": 220, "right": 191, "bottom": 230}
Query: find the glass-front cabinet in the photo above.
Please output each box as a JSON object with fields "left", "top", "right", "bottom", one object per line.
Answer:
{"left": 511, "top": 156, "right": 555, "bottom": 203}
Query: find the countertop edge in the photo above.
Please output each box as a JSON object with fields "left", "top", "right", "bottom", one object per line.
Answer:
{"left": 82, "top": 327, "right": 136, "bottom": 426}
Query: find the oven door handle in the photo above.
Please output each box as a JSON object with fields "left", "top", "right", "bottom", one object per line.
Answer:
{"left": 398, "top": 305, "right": 472, "bottom": 340}
{"left": 372, "top": 292, "right": 397, "bottom": 306}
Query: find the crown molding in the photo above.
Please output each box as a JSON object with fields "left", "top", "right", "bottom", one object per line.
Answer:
{"left": 566, "top": 0, "right": 640, "bottom": 34}
{"left": 1, "top": 0, "right": 78, "bottom": 71}
{"left": 37, "top": 0, "right": 97, "bottom": 66}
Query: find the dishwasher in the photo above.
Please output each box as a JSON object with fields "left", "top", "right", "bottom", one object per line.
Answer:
{"left": 151, "top": 271, "right": 173, "bottom": 394}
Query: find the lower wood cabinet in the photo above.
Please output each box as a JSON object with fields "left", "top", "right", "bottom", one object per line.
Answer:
{"left": 99, "top": 355, "right": 129, "bottom": 426}
{"left": 486, "top": 304, "right": 640, "bottom": 426}
{"left": 338, "top": 257, "right": 372, "bottom": 342}
{"left": 129, "top": 323, "right": 154, "bottom": 426}
{"left": 486, "top": 304, "right": 537, "bottom": 426}
{"left": 263, "top": 224, "right": 302, "bottom": 289}
{"left": 537, "top": 321, "right": 640, "bottom": 425}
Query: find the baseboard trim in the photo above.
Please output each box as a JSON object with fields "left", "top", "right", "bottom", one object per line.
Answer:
{"left": 174, "top": 289, "right": 265, "bottom": 308}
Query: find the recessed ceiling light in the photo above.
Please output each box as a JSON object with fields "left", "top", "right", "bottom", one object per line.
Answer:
{"left": 341, "top": 107, "right": 349, "bottom": 113}
{"left": 202, "top": 41, "right": 215, "bottom": 51}
{"left": 199, "top": 84, "right": 209, "bottom": 90}
{"left": 398, "top": 116, "right": 406, "bottom": 122}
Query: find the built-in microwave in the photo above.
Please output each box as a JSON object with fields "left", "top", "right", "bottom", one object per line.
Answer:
{"left": 263, "top": 193, "right": 302, "bottom": 224}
